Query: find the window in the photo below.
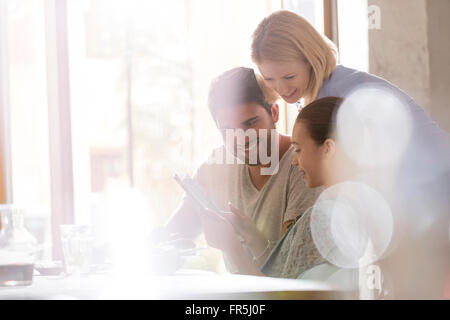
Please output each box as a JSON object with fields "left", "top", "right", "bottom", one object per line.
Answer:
{"left": 6, "top": 0, "right": 52, "bottom": 260}
{"left": 65, "top": 1, "right": 274, "bottom": 254}
{"left": 282, "top": 0, "right": 370, "bottom": 133}
{"left": 0, "top": 0, "right": 329, "bottom": 264}
{"left": 282, "top": 0, "right": 327, "bottom": 135}
{"left": 337, "top": 0, "right": 369, "bottom": 71}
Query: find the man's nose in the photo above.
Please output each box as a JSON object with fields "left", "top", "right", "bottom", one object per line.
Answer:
{"left": 234, "top": 137, "right": 250, "bottom": 147}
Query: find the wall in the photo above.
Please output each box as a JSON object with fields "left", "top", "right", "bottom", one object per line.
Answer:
{"left": 427, "top": 0, "right": 450, "bottom": 131}
{"left": 368, "top": 0, "right": 450, "bottom": 132}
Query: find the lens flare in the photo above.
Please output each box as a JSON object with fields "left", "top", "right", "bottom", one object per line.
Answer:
{"left": 311, "top": 181, "right": 393, "bottom": 269}
{"left": 336, "top": 85, "right": 413, "bottom": 167}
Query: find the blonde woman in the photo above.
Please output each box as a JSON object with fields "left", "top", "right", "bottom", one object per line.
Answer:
{"left": 251, "top": 9, "right": 449, "bottom": 213}
{"left": 251, "top": 10, "right": 450, "bottom": 298}
{"left": 251, "top": 10, "right": 337, "bottom": 108}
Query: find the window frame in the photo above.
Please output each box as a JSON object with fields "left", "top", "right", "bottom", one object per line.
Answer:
{"left": 44, "top": 0, "right": 75, "bottom": 259}
{"left": 0, "top": 0, "right": 13, "bottom": 205}
{"left": 0, "top": 0, "right": 76, "bottom": 259}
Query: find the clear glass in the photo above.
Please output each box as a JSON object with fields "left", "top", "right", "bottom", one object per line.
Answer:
{"left": 0, "top": 205, "right": 38, "bottom": 286}
{"left": 60, "top": 225, "right": 94, "bottom": 275}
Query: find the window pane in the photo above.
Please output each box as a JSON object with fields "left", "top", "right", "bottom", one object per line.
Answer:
{"left": 282, "top": 0, "right": 325, "bottom": 135}
{"left": 284, "top": 0, "right": 324, "bottom": 33}
{"left": 8, "top": 0, "right": 52, "bottom": 260}
{"left": 66, "top": 0, "right": 271, "bottom": 260}
{"left": 337, "top": 0, "right": 369, "bottom": 71}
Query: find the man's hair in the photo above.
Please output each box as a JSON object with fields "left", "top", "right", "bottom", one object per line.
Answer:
{"left": 208, "top": 67, "right": 279, "bottom": 121}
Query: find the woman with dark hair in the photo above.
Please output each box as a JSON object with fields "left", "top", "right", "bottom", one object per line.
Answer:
{"left": 260, "top": 96, "right": 450, "bottom": 299}
{"left": 249, "top": 11, "right": 450, "bottom": 297}
{"left": 202, "top": 96, "right": 362, "bottom": 281}
{"left": 250, "top": 10, "right": 450, "bottom": 216}
{"left": 260, "top": 97, "right": 348, "bottom": 280}
{"left": 198, "top": 94, "right": 449, "bottom": 298}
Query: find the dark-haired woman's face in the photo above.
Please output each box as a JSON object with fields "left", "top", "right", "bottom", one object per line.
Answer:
{"left": 258, "top": 59, "right": 311, "bottom": 104}
{"left": 291, "top": 121, "right": 327, "bottom": 188}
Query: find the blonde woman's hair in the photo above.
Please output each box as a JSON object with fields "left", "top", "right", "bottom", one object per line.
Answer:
{"left": 255, "top": 73, "right": 280, "bottom": 104}
{"left": 251, "top": 10, "right": 338, "bottom": 104}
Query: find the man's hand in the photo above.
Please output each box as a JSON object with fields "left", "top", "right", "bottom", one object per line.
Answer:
{"left": 198, "top": 208, "right": 241, "bottom": 253}
{"left": 222, "top": 202, "right": 265, "bottom": 248}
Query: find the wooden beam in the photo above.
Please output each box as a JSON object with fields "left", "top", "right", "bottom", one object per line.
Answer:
{"left": 0, "top": 123, "right": 6, "bottom": 204}
{"left": 324, "top": 0, "right": 333, "bottom": 40}
{"left": 324, "top": 0, "right": 339, "bottom": 50}
{"left": 0, "top": 0, "right": 13, "bottom": 205}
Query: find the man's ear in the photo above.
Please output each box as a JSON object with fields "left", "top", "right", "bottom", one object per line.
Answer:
{"left": 271, "top": 103, "right": 280, "bottom": 123}
{"left": 323, "top": 138, "right": 336, "bottom": 157}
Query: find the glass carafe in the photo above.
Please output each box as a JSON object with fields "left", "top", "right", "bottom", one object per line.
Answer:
{"left": 0, "top": 205, "right": 37, "bottom": 286}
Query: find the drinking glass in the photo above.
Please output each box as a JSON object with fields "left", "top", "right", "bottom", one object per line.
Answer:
{"left": 60, "top": 225, "right": 93, "bottom": 275}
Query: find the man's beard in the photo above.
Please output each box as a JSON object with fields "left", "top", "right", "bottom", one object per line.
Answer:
{"left": 236, "top": 131, "right": 277, "bottom": 166}
{"left": 223, "top": 122, "right": 278, "bottom": 166}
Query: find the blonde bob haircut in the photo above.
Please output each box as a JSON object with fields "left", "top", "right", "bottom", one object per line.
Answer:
{"left": 251, "top": 10, "right": 338, "bottom": 104}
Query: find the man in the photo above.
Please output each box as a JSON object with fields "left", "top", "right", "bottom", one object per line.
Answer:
{"left": 161, "top": 67, "right": 320, "bottom": 273}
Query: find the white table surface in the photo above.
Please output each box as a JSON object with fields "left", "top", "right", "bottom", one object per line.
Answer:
{"left": 0, "top": 269, "right": 348, "bottom": 300}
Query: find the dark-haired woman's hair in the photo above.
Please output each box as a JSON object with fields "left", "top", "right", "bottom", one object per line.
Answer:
{"left": 296, "top": 96, "right": 343, "bottom": 145}
{"left": 208, "top": 67, "right": 276, "bottom": 121}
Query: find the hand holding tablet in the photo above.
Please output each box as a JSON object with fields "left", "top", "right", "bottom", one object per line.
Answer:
{"left": 173, "top": 173, "right": 222, "bottom": 215}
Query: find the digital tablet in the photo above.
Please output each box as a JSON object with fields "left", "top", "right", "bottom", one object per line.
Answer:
{"left": 174, "top": 173, "right": 222, "bottom": 214}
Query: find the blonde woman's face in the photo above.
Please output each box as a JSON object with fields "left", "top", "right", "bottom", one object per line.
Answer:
{"left": 258, "top": 59, "right": 311, "bottom": 104}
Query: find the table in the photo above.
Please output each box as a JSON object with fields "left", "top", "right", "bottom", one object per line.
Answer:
{"left": 0, "top": 269, "right": 352, "bottom": 300}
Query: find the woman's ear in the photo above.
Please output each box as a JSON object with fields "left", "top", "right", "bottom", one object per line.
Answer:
{"left": 271, "top": 103, "right": 280, "bottom": 123}
{"left": 323, "top": 138, "right": 336, "bottom": 157}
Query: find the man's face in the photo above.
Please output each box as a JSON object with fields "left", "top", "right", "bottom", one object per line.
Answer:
{"left": 215, "top": 102, "right": 278, "bottom": 166}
